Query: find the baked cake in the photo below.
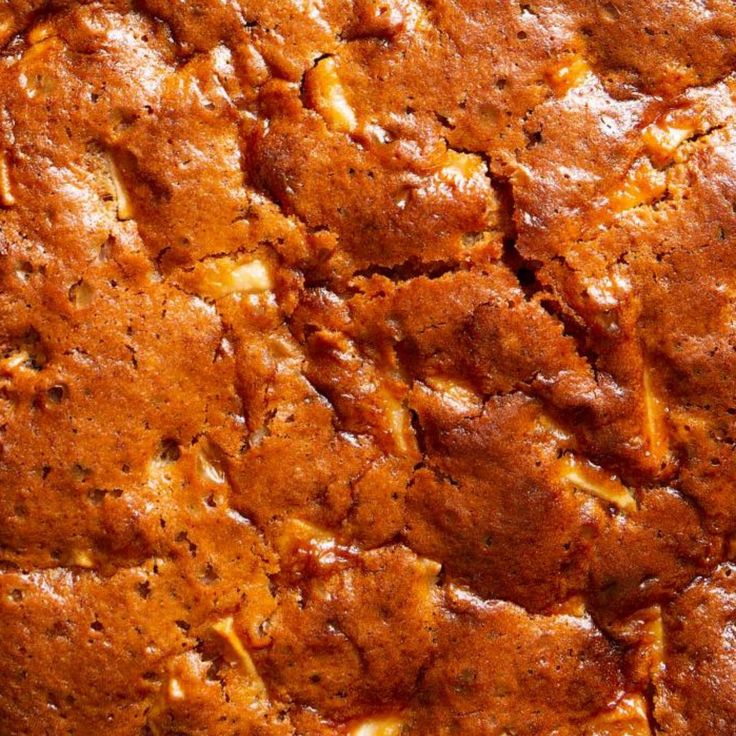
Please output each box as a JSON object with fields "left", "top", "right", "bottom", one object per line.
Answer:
{"left": 2, "top": 1, "right": 736, "bottom": 734}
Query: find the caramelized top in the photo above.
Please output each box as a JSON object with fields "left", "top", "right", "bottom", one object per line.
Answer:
{"left": 1, "top": 2, "right": 736, "bottom": 734}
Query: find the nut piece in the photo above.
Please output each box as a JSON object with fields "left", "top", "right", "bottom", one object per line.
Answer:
{"left": 106, "top": 154, "right": 133, "bottom": 221}
{"left": 416, "top": 556, "right": 442, "bottom": 599}
{"left": 211, "top": 616, "right": 266, "bottom": 693}
{"left": 609, "top": 159, "right": 666, "bottom": 214}
{"left": 274, "top": 518, "right": 337, "bottom": 562}
{"left": 583, "top": 266, "right": 632, "bottom": 311}
{"left": 545, "top": 53, "right": 591, "bottom": 96}
{"left": 426, "top": 376, "right": 483, "bottom": 414}
{"left": 379, "top": 389, "right": 413, "bottom": 454}
{"left": 433, "top": 148, "right": 488, "bottom": 193}
{"left": 1, "top": 335, "right": 47, "bottom": 376}
{"left": 642, "top": 367, "right": 670, "bottom": 468}
{"left": 585, "top": 694, "right": 652, "bottom": 735}
{"left": 557, "top": 453, "right": 636, "bottom": 511}
{"left": 0, "top": 151, "right": 15, "bottom": 207}
{"left": 147, "top": 452, "right": 183, "bottom": 493}
{"left": 192, "top": 257, "right": 273, "bottom": 300}
{"left": 627, "top": 605, "right": 664, "bottom": 677}
{"left": 304, "top": 56, "right": 358, "bottom": 134}
{"left": 645, "top": 607, "right": 664, "bottom": 674}
{"left": 1, "top": 351, "right": 30, "bottom": 374}
{"left": 69, "top": 280, "right": 94, "bottom": 309}
{"left": 643, "top": 118, "right": 695, "bottom": 167}
{"left": 167, "top": 677, "right": 186, "bottom": 703}
{"left": 196, "top": 439, "right": 226, "bottom": 485}
{"left": 350, "top": 715, "right": 405, "bottom": 736}
{"left": 70, "top": 550, "right": 94, "bottom": 568}
{"left": 534, "top": 412, "right": 574, "bottom": 444}
{"left": 609, "top": 604, "right": 664, "bottom": 688}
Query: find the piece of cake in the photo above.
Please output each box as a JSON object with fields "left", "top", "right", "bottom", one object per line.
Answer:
{"left": 2, "top": 2, "right": 736, "bottom": 734}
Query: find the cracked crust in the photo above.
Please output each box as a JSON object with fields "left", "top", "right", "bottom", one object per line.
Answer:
{"left": 1, "top": 1, "right": 736, "bottom": 735}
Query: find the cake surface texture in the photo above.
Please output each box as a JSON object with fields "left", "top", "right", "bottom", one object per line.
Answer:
{"left": 2, "top": 1, "right": 736, "bottom": 734}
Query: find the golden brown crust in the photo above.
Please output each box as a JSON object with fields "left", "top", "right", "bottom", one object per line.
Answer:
{"left": 2, "top": 1, "right": 736, "bottom": 734}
